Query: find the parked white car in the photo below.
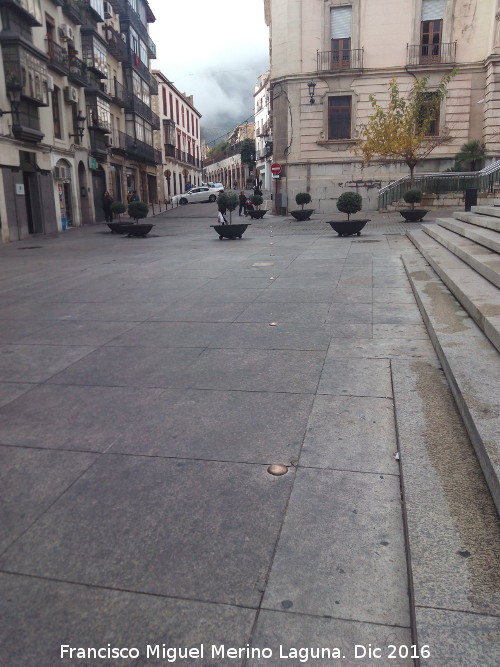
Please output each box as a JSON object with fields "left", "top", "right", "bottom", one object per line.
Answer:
{"left": 172, "top": 186, "right": 223, "bottom": 205}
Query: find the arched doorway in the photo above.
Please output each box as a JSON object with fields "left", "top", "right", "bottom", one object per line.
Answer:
{"left": 55, "top": 158, "right": 73, "bottom": 229}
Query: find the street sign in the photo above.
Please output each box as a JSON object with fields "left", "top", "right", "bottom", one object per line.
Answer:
{"left": 270, "top": 163, "right": 282, "bottom": 175}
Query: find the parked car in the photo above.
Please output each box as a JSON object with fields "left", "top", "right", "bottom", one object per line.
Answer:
{"left": 171, "top": 186, "right": 223, "bottom": 205}
{"left": 203, "top": 182, "right": 224, "bottom": 191}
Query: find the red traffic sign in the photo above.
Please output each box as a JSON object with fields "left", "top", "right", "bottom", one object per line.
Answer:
{"left": 270, "top": 163, "right": 282, "bottom": 175}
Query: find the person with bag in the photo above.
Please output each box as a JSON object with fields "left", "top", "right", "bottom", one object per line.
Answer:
{"left": 238, "top": 191, "right": 247, "bottom": 216}
{"left": 102, "top": 191, "right": 114, "bottom": 223}
{"left": 217, "top": 209, "right": 228, "bottom": 225}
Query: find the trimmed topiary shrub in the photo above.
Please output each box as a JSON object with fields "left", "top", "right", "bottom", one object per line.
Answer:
{"left": 295, "top": 192, "right": 312, "bottom": 210}
{"left": 110, "top": 201, "right": 126, "bottom": 221}
{"left": 251, "top": 195, "right": 263, "bottom": 209}
{"left": 336, "top": 192, "right": 362, "bottom": 220}
{"left": 403, "top": 189, "right": 422, "bottom": 210}
{"left": 128, "top": 201, "right": 149, "bottom": 222}
{"left": 217, "top": 191, "right": 239, "bottom": 223}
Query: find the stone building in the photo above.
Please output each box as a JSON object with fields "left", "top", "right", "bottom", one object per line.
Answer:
{"left": 204, "top": 121, "right": 255, "bottom": 190}
{"left": 254, "top": 72, "right": 272, "bottom": 189}
{"left": 152, "top": 70, "right": 202, "bottom": 200}
{"left": 264, "top": 0, "right": 500, "bottom": 212}
{"left": 0, "top": 0, "right": 159, "bottom": 241}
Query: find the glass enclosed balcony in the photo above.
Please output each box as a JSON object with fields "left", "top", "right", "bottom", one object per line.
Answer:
{"left": 0, "top": 0, "right": 43, "bottom": 27}
{"left": 1, "top": 39, "right": 49, "bottom": 107}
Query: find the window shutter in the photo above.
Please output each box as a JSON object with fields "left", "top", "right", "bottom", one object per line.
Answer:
{"left": 330, "top": 6, "right": 352, "bottom": 40}
{"left": 421, "top": 0, "right": 444, "bottom": 20}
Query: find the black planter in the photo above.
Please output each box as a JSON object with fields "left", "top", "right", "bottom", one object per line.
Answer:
{"left": 125, "top": 223, "right": 154, "bottom": 237}
{"left": 211, "top": 223, "right": 251, "bottom": 239}
{"left": 399, "top": 209, "right": 428, "bottom": 222}
{"left": 325, "top": 219, "right": 370, "bottom": 237}
{"left": 290, "top": 209, "right": 315, "bottom": 221}
{"left": 107, "top": 222, "right": 134, "bottom": 233}
{"left": 248, "top": 210, "right": 268, "bottom": 219}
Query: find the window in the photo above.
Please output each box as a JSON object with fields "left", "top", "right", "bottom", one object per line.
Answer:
{"left": 420, "top": 0, "right": 444, "bottom": 63}
{"left": 330, "top": 6, "right": 352, "bottom": 68}
{"left": 169, "top": 93, "right": 173, "bottom": 119}
{"left": 418, "top": 93, "right": 440, "bottom": 136}
{"left": 162, "top": 87, "right": 167, "bottom": 115}
{"left": 51, "top": 86, "right": 61, "bottom": 138}
{"left": 176, "top": 100, "right": 179, "bottom": 124}
{"left": 328, "top": 96, "right": 351, "bottom": 140}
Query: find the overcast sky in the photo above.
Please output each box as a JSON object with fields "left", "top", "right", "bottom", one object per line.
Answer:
{"left": 148, "top": 0, "right": 269, "bottom": 144}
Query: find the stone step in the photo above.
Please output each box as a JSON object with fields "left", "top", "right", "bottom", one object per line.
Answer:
{"left": 401, "top": 252, "right": 500, "bottom": 515}
{"left": 437, "top": 217, "right": 500, "bottom": 254}
{"left": 471, "top": 205, "right": 500, "bottom": 218}
{"left": 392, "top": 356, "right": 500, "bottom": 666}
{"left": 423, "top": 222, "right": 500, "bottom": 287}
{"left": 407, "top": 229, "right": 500, "bottom": 352}
{"left": 453, "top": 211, "right": 500, "bottom": 233}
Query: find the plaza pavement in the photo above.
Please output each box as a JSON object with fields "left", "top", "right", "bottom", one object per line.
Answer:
{"left": 0, "top": 204, "right": 498, "bottom": 666}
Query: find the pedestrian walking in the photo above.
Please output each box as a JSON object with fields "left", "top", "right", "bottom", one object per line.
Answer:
{"left": 130, "top": 190, "right": 139, "bottom": 202}
{"left": 102, "top": 191, "right": 114, "bottom": 222}
{"left": 238, "top": 191, "right": 247, "bottom": 216}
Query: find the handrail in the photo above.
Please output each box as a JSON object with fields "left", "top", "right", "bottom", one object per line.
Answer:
{"left": 378, "top": 160, "right": 500, "bottom": 209}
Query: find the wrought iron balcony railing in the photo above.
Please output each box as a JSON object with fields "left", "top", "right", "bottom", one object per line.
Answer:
{"left": 0, "top": 0, "right": 43, "bottom": 26}
{"left": 62, "top": 0, "right": 84, "bottom": 25}
{"left": 104, "top": 25, "right": 128, "bottom": 62}
{"left": 407, "top": 42, "right": 457, "bottom": 66}
{"left": 68, "top": 53, "right": 87, "bottom": 86}
{"left": 125, "top": 93, "right": 160, "bottom": 128}
{"left": 317, "top": 48, "right": 363, "bottom": 71}
{"left": 47, "top": 39, "right": 69, "bottom": 75}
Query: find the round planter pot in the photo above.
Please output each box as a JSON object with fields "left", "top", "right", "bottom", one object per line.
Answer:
{"left": 290, "top": 209, "right": 315, "bottom": 221}
{"left": 108, "top": 222, "right": 134, "bottom": 233}
{"left": 211, "top": 223, "right": 251, "bottom": 239}
{"left": 125, "top": 223, "right": 154, "bottom": 237}
{"left": 248, "top": 210, "right": 268, "bottom": 219}
{"left": 399, "top": 209, "right": 428, "bottom": 222}
{"left": 325, "top": 219, "right": 370, "bottom": 237}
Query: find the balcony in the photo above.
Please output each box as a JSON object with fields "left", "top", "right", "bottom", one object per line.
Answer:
{"left": 115, "top": 130, "right": 160, "bottom": 164}
{"left": 104, "top": 25, "right": 128, "bottom": 62}
{"left": 82, "top": 0, "right": 104, "bottom": 22}
{"left": 0, "top": 0, "right": 43, "bottom": 26}
{"left": 62, "top": 0, "right": 84, "bottom": 25}
{"left": 407, "top": 42, "right": 456, "bottom": 67}
{"left": 107, "top": 77, "right": 129, "bottom": 107}
{"left": 89, "top": 128, "right": 108, "bottom": 160}
{"left": 317, "top": 48, "right": 363, "bottom": 72}
{"left": 68, "top": 53, "right": 87, "bottom": 86}
{"left": 125, "top": 93, "right": 160, "bottom": 128}
{"left": 81, "top": 37, "right": 108, "bottom": 78}
{"left": 84, "top": 70, "right": 112, "bottom": 98}
{"left": 47, "top": 39, "right": 69, "bottom": 75}
{"left": 164, "top": 146, "right": 200, "bottom": 168}
{"left": 87, "top": 105, "right": 111, "bottom": 132}
{"left": 1, "top": 38, "right": 49, "bottom": 106}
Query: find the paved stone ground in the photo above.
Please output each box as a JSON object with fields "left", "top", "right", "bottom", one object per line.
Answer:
{"left": 0, "top": 205, "right": 496, "bottom": 666}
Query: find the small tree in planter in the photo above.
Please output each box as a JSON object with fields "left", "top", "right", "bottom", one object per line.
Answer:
{"left": 251, "top": 195, "right": 263, "bottom": 210}
{"left": 290, "top": 192, "right": 314, "bottom": 221}
{"left": 217, "top": 191, "right": 239, "bottom": 223}
{"left": 326, "top": 191, "right": 370, "bottom": 236}
{"left": 336, "top": 191, "right": 362, "bottom": 220}
{"left": 400, "top": 188, "right": 428, "bottom": 222}
{"left": 111, "top": 201, "right": 126, "bottom": 222}
{"left": 128, "top": 201, "right": 149, "bottom": 223}
{"left": 403, "top": 189, "right": 422, "bottom": 210}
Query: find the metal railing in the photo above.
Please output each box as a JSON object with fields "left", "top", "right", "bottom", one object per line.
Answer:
{"left": 125, "top": 93, "right": 160, "bottom": 128}
{"left": 104, "top": 25, "right": 128, "bottom": 62}
{"left": 62, "top": 0, "right": 84, "bottom": 24}
{"left": 317, "top": 48, "right": 363, "bottom": 71}
{"left": 378, "top": 160, "right": 500, "bottom": 209}
{"left": 47, "top": 39, "right": 69, "bottom": 74}
{"left": 112, "top": 130, "right": 161, "bottom": 163}
{"left": 68, "top": 53, "right": 87, "bottom": 86}
{"left": 407, "top": 42, "right": 456, "bottom": 66}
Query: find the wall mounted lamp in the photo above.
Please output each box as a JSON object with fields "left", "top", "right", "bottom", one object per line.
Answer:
{"left": 307, "top": 79, "right": 317, "bottom": 104}
{"left": 69, "top": 110, "right": 86, "bottom": 140}
{"left": 0, "top": 81, "right": 22, "bottom": 118}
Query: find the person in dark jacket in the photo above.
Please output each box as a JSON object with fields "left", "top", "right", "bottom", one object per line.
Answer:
{"left": 238, "top": 191, "right": 247, "bottom": 216}
{"left": 102, "top": 191, "right": 114, "bottom": 222}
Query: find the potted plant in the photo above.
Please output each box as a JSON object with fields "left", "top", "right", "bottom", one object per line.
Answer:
{"left": 106, "top": 201, "right": 130, "bottom": 233}
{"left": 211, "top": 191, "right": 251, "bottom": 239}
{"left": 326, "top": 191, "right": 370, "bottom": 236}
{"left": 125, "top": 201, "right": 154, "bottom": 237}
{"left": 290, "top": 192, "right": 314, "bottom": 221}
{"left": 248, "top": 194, "right": 267, "bottom": 219}
{"left": 399, "top": 189, "right": 428, "bottom": 222}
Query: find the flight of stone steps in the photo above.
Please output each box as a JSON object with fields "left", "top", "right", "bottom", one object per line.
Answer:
{"left": 403, "top": 202, "right": 500, "bottom": 514}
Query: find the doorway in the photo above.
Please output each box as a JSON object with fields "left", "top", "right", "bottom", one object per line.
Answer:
{"left": 92, "top": 166, "right": 106, "bottom": 222}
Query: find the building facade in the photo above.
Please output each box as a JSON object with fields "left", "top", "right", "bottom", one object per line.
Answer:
{"left": 254, "top": 72, "right": 272, "bottom": 189}
{"left": 152, "top": 70, "right": 202, "bottom": 200}
{"left": 264, "top": 0, "right": 500, "bottom": 211}
{"left": 0, "top": 0, "right": 159, "bottom": 242}
{"left": 204, "top": 122, "right": 255, "bottom": 190}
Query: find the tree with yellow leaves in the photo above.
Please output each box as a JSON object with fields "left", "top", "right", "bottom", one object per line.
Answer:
{"left": 354, "top": 71, "right": 456, "bottom": 186}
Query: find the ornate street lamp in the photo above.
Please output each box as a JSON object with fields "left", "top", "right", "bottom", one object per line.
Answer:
{"left": 307, "top": 79, "right": 317, "bottom": 104}
{"left": 0, "top": 80, "right": 22, "bottom": 119}
{"left": 69, "top": 110, "right": 86, "bottom": 140}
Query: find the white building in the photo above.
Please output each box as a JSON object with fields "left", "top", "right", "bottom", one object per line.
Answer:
{"left": 254, "top": 73, "right": 272, "bottom": 189}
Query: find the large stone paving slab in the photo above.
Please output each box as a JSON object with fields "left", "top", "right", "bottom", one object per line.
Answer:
{"left": 301, "top": 395, "right": 399, "bottom": 474}
{"left": 325, "top": 338, "right": 437, "bottom": 359}
{"left": 110, "top": 388, "right": 313, "bottom": 463}
{"left": 47, "top": 346, "right": 203, "bottom": 388}
{"left": 0, "top": 382, "right": 33, "bottom": 408}
{"left": 249, "top": 610, "right": 412, "bottom": 666}
{"left": 236, "top": 301, "right": 331, "bottom": 324}
{"left": 182, "top": 348, "right": 326, "bottom": 393}
{"left": 18, "top": 320, "right": 139, "bottom": 346}
{"left": 262, "top": 468, "right": 410, "bottom": 626}
{"left": 0, "top": 384, "right": 165, "bottom": 450}
{"left": 0, "top": 573, "right": 256, "bottom": 667}
{"left": 318, "top": 358, "right": 392, "bottom": 398}
{"left": 0, "top": 344, "right": 95, "bottom": 382}
{"left": 0, "top": 446, "right": 97, "bottom": 552}
{"left": 0, "top": 456, "right": 293, "bottom": 607}
{"left": 107, "top": 321, "right": 226, "bottom": 348}
{"left": 206, "top": 321, "right": 333, "bottom": 350}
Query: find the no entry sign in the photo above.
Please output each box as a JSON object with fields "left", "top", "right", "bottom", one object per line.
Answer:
{"left": 270, "top": 163, "right": 282, "bottom": 175}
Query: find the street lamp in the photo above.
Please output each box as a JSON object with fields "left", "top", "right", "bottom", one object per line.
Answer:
{"left": 0, "top": 80, "right": 22, "bottom": 119}
{"left": 307, "top": 79, "right": 317, "bottom": 104}
{"left": 69, "top": 110, "right": 86, "bottom": 140}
